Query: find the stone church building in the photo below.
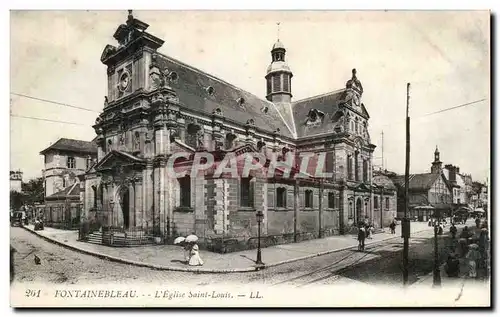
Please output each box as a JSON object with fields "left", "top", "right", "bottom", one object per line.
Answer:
{"left": 80, "top": 11, "right": 396, "bottom": 249}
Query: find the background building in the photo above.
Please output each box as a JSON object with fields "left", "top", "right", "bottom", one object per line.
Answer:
{"left": 39, "top": 138, "right": 97, "bottom": 228}
{"left": 10, "top": 170, "right": 23, "bottom": 192}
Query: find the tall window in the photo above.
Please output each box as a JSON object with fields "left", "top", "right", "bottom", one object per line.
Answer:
{"left": 266, "top": 78, "right": 272, "bottom": 95}
{"left": 325, "top": 152, "right": 334, "bottom": 174}
{"left": 276, "top": 187, "right": 287, "bottom": 208}
{"left": 225, "top": 133, "right": 236, "bottom": 150}
{"left": 374, "top": 196, "right": 379, "bottom": 209}
{"left": 385, "top": 197, "right": 389, "bottom": 210}
{"left": 347, "top": 155, "right": 353, "bottom": 180}
{"left": 305, "top": 190, "right": 313, "bottom": 208}
{"left": 283, "top": 74, "right": 289, "bottom": 92}
{"left": 67, "top": 156, "right": 76, "bottom": 169}
{"left": 92, "top": 186, "right": 97, "bottom": 209}
{"left": 354, "top": 152, "right": 359, "bottom": 181}
{"left": 240, "top": 177, "right": 254, "bottom": 208}
{"left": 363, "top": 160, "right": 368, "bottom": 182}
{"left": 179, "top": 176, "right": 191, "bottom": 208}
{"left": 328, "top": 192, "right": 335, "bottom": 209}
{"left": 273, "top": 75, "right": 281, "bottom": 92}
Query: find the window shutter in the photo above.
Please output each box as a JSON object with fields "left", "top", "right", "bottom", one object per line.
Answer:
{"left": 283, "top": 74, "right": 289, "bottom": 92}
{"left": 273, "top": 75, "right": 281, "bottom": 92}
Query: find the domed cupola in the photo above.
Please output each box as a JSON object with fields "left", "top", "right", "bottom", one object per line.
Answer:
{"left": 265, "top": 39, "right": 293, "bottom": 103}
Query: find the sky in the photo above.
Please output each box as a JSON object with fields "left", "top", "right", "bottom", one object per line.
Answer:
{"left": 10, "top": 10, "right": 490, "bottom": 182}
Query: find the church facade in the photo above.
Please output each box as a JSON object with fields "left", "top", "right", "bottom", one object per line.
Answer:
{"left": 80, "top": 12, "right": 393, "bottom": 250}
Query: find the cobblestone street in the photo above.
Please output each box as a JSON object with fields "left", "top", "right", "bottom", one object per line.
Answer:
{"left": 11, "top": 224, "right": 470, "bottom": 288}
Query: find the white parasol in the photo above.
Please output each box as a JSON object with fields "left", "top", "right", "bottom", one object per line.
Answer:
{"left": 173, "top": 236, "right": 186, "bottom": 245}
{"left": 185, "top": 234, "right": 199, "bottom": 243}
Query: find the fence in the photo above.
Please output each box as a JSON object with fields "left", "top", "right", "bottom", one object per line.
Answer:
{"left": 39, "top": 205, "right": 81, "bottom": 230}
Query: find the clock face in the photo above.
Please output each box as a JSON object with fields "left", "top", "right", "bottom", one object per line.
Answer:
{"left": 119, "top": 72, "right": 130, "bottom": 92}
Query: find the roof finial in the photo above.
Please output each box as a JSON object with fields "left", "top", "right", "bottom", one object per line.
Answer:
{"left": 277, "top": 22, "right": 281, "bottom": 40}
{"left": 352, "top": 68, "right": 357, "bottom": 78}
{"left": 127, "top": 10, "right": 133, "bottom": 21}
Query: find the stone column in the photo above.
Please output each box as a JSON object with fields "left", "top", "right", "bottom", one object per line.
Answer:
{"left": 339, "top": 186, "right": 345, "bottom": 235}
{"left": 129, "top": 182, "right": 135, "bottom": 228}
{"left": 135, "top": 180, "right": 143, "bottom": 229}
{"left": 144, "top": 161, "right": 154, "bottom": 230}
{"left": 293, "top": 180, "right": 299, "bottom": 242}
{"left": 319, "top": 181, "right": 324, "bottom": 238}
{"left": 158, "top": 161, "right": 166, "bottom": 235}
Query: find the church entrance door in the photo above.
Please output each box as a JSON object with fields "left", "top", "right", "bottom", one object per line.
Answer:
{"left": 120, "top": 187, "right": 130, "bottom": 229}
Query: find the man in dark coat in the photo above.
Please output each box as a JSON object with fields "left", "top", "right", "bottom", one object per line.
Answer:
{"left": 357, "top": 226, "right": 366, "bottom": 251}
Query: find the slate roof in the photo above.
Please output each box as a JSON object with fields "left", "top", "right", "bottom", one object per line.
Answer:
{"left": 291, "top": 89, "right": 371, "bottom": 138}
{"left": 155, "top": 53, "right": 295, "bottom": 138}
{"left": 45, "top": 183, "right": 80, "bottom": 200}
{"left": 390, "top": 173, "right": 448, "bottom": 192}
{"left": 373, "top": 174, "right": 396, "bottom": 190}
{"left": 40, "top": 138, "right": 97, "bottom": 155}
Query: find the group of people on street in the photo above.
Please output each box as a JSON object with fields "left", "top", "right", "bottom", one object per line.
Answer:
{"left": 182, "top": 241, "right": 204, "bottom": 266}
{"left": 445, "top": 217, "right": 489, "bottom": 279}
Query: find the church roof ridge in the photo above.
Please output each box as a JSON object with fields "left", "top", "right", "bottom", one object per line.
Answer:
{"left": 157, "top": 52, "right": 275, "bottom": 107}
{"left": 292, "top": 88, "right": 346, "bottom": 105}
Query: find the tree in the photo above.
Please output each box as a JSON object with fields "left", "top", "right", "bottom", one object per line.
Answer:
{"left": 21, "top": 177, "right": 44, "bottom": 205}
{"left": 10, "top": 190, "right": 26, "bottom": 210}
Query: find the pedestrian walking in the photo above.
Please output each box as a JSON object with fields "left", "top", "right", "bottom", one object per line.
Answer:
{"left": 466, "top": 244, "right": 481, "bottom": 278}
{"left": 450, "top": 223, "right": 457, "bottom": 239}
{"left": 357, "top": 226, "right": 366, "bottom": 251}
{"left": 183, "top": 242, "right": 192, "bottom": 264}
{"left": 364, "top": 223, "right": 371, "bottom": 239}
{"left": 478, "top": 228, "right": 489, "bottom": 269}
{"left": 445, "top": 253, "right": 460, "bottom": 278}
{"left": 475, "top": 217, "right": 480, "bottom": 228}
{"left": 188, "top": 244, "right": 204, "bottom": 266}
{"left": 389, "top": 221, "right": 396, "bottom": 234}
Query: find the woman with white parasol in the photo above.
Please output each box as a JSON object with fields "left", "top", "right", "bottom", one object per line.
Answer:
{"left": 174, "top": 236, "right": 191, "bottom": 263}
{"left": 186, "top": 234, "right": 204, "bottom": 266}
{"left": 466, "top": 243, "right": 481, "bottom": 278}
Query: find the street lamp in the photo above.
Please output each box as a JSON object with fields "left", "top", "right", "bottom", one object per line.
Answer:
{"left": 433, "top": 210, "right": 442, "bottom": 287}
{"left": 255, "top": 209, "right": 264, "bottom": 267}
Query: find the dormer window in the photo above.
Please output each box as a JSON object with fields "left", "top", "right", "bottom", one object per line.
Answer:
{"left": 261, "top": 106, "right": 269, "bottom": 114}
{"left": 168, "top": 71, "right": 178, "bottom": 82}
{"left": 306, "top": 109, "right": 325, "bottom": 125}
{"left": 237, "top": 97, "right": 245, "bottom": 107}
{"left": 206, "top": 86, "right": 215, "bottom": 96}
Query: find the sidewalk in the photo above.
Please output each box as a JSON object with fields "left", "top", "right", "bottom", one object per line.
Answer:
{"left": 22, "top": 222, "right": 432, "bottom": 273}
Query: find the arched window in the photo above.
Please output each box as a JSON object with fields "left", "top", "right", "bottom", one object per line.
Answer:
{"left": 305, "top": 190, "right": 313, "bottom": 208}
{"left": 385, "top": 197, "right": 390, "bottom": 210}
{"left": 354, "top": 151, "right": 359, "bottom": 181}
{"left": 92, "top": 186, "right": 97, "bottom": 209}
{"left": 347, "top": 155, "right": 353, "bottom": 180}
{"left": 225, "top": 133, "right": 237, "bottom": 150}
{"left": 363, "top": 159, "right": 368, "bottom": 182}
{"left": 374, "top": 196, "right": 379, "bottom": 209}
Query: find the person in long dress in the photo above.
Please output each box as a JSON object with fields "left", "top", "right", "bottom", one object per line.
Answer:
{"left": 183, "top": 242, "right": 192, "bottom": 264}
{"left": 188, "top": 244, "right": 204, "bottom": 266}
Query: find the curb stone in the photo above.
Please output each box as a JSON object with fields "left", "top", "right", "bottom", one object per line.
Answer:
{"left": 22, "top": 225, "right": 432, "bottom": 274}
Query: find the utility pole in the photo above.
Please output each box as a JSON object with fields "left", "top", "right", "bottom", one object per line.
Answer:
{"left": 403, "top": 83, "right": 411, "bottom": 286}
{"left": 381, "top": 131, "right": 384, "bottom": 171}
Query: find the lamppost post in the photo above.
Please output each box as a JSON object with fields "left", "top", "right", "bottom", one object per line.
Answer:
{"left": 256, "top": 209, "right": 264, "bottom": 267}
{"left": 433, "top": 211, "right": 442, "bottom": 287}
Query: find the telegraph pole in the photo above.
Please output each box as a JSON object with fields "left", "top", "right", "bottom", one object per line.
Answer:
{"left": 403, "top": 83, "right": 411, "bottom": 286}
{"left": 381, "top": 131, "right": 384, "bottom": 171}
